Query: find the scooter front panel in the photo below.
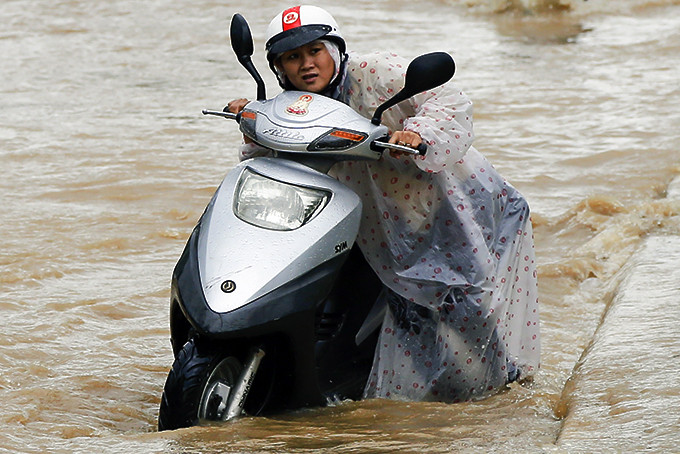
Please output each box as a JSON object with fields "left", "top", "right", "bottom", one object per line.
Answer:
{"left": 197, "top": 158, "right": 362, "bottom": 314}
{"left": 244, "top": 92, "right": 387, "bottom": 160}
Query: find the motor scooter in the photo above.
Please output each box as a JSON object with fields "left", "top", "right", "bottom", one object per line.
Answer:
{"left": 157, "top": 13, "right": 455, "bottom": 431}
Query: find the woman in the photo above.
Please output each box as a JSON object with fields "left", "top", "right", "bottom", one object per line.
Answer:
{"left": 228, "top": 5, "right": 540, "bottom": 403}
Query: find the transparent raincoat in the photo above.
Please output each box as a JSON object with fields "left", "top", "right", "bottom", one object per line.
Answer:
{"left": 241, "top": 51, "right": 540, "bottom": 403}
{"left": 334, "top": 52, "right": 540, "bottom": 402}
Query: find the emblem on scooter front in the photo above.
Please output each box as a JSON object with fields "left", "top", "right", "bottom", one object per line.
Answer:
{"left": 286, "top": 94, "right": 313, "bottom": 116}
{"left": 334, "top": 241, "right": 349, "bottom": 254}
{"left": 221, "top": 280, "right": 236, "bottom": 293}
{"left": 262, "top": 127, "right": 305, "bottom": 141}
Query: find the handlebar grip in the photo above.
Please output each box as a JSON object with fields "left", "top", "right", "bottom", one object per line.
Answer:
{"left": 202, "top": 109, "right": 239, "bottom": 120}
{"left": 372, "top": 140, "right": 428, "bottom": 156}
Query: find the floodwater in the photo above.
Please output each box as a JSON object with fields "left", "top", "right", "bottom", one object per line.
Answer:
{"left": 1, "top": 0, "right": 679, "bottom": 452}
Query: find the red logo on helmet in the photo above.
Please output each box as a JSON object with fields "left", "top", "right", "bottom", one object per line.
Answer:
{"left": 282, "top": 6, "right": 302, "bottom": 31}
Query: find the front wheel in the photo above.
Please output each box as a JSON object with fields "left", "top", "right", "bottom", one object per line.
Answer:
{"left": 158, "top": 339, "right": 243, "bottom": 431}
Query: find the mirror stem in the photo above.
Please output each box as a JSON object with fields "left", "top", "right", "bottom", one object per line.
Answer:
{"left": 371, "top": 93, "right": 408, "bottom": 125}
{"left": 236, "top": 56, "right": 266, "bottom": 101}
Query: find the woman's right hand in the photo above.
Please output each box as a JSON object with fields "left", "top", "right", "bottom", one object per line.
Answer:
{"left": 225, "top": 98, "right": 249, "bottom": 114}
{"left": 225, "top": 98, "right": 253, "bottom": 143}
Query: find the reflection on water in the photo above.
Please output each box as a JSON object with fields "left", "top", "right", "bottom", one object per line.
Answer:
{"left": 1, "top": 0, "right": 679, "bottom": 452}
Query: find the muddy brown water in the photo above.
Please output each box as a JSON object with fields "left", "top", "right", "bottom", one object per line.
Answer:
{"left": 1, "top": 0, "right": 679, "bottom": 452}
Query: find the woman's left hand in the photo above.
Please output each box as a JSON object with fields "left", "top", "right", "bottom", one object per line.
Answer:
{"left": 388, "top": 130, "right": 422, "bottom": 154}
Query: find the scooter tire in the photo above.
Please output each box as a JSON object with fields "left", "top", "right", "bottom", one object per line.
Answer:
{"left": 157, "top": 339, "right": 230, "bottom": 431}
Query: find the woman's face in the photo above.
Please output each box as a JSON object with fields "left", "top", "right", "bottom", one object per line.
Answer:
{"left": 277, "top": 41, "right": 335, "bottom": 93}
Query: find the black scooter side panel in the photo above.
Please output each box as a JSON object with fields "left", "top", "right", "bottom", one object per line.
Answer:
{"left": 172, "top": 225, "right": 348, "bottom": 338}
{"left": 170, "top": 226, "right": 382, "bottom": 409}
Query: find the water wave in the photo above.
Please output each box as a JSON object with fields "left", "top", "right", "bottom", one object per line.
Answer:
{"left": 448, "top": 0, "right": 680, "bottom": 15}
{"left": 538, "top": 194, "right": 680, "bottom": 286}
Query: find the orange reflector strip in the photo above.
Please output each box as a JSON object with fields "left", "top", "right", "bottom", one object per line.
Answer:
{"left": 329, "top": 130, "right": 365, "bottom": 141}
{"left": 241, "top": 111, "right": 256, "bottom": 120}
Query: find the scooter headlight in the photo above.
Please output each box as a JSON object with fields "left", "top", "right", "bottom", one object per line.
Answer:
{"left": 234, "top": 169, "right": 330, "bottom": 231}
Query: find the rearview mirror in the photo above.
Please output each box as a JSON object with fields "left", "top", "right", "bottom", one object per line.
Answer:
{"left": 230, "top": 13, "right": 266, "bottom": 100}
{"left": 371, "top": 52, "right": 455, "bottom": 125}
{"left": 230, "top": 13, "right": 253, "bottom": 60}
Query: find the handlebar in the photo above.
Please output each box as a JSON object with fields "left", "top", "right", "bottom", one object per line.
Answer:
{"left": 202, "top": 109, "right": 238, "bottom": 120}
{"left": 372, "top": 140, "right": 428, "bottom": 156}
{"left": 201, "top": 109, "right": 427, "bottom": 156}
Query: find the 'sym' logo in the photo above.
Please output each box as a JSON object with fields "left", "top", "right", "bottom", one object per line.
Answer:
{"left": 334, "top": 241, "right": 348, "bottom": 254}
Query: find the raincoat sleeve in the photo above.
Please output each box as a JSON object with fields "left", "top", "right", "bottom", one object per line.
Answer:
{"left": 346, "top": 52, "right": 475, "bottom": 173}
{"left": 238, "top": 142, "right": 273, "bottom": 161}
{"left": 404, "top": 84, "right": 475, "bottom": 174}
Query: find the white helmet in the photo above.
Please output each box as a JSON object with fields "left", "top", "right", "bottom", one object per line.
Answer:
{"left": 265, "top": 5, "right": 346, "bottom": 65}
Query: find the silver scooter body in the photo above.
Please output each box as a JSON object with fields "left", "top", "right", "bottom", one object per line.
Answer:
{"left": 197, "top": 91, "right": 390, "bottom": 314}
{"left": 198, "top": 157, "right": 362, "bottom": 314}
{"left": 239, "top": 90, "right": 388, "bottom": 159}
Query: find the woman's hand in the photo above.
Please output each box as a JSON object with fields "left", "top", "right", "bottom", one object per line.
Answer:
{"left": 388, "top": 131, "right": 422, "bottom": 155}
{"left": 225, "top": 98, "right": 249, "bottom": 114}
{"left": 225, "top": 98, "right": 253, "bottom": 144}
